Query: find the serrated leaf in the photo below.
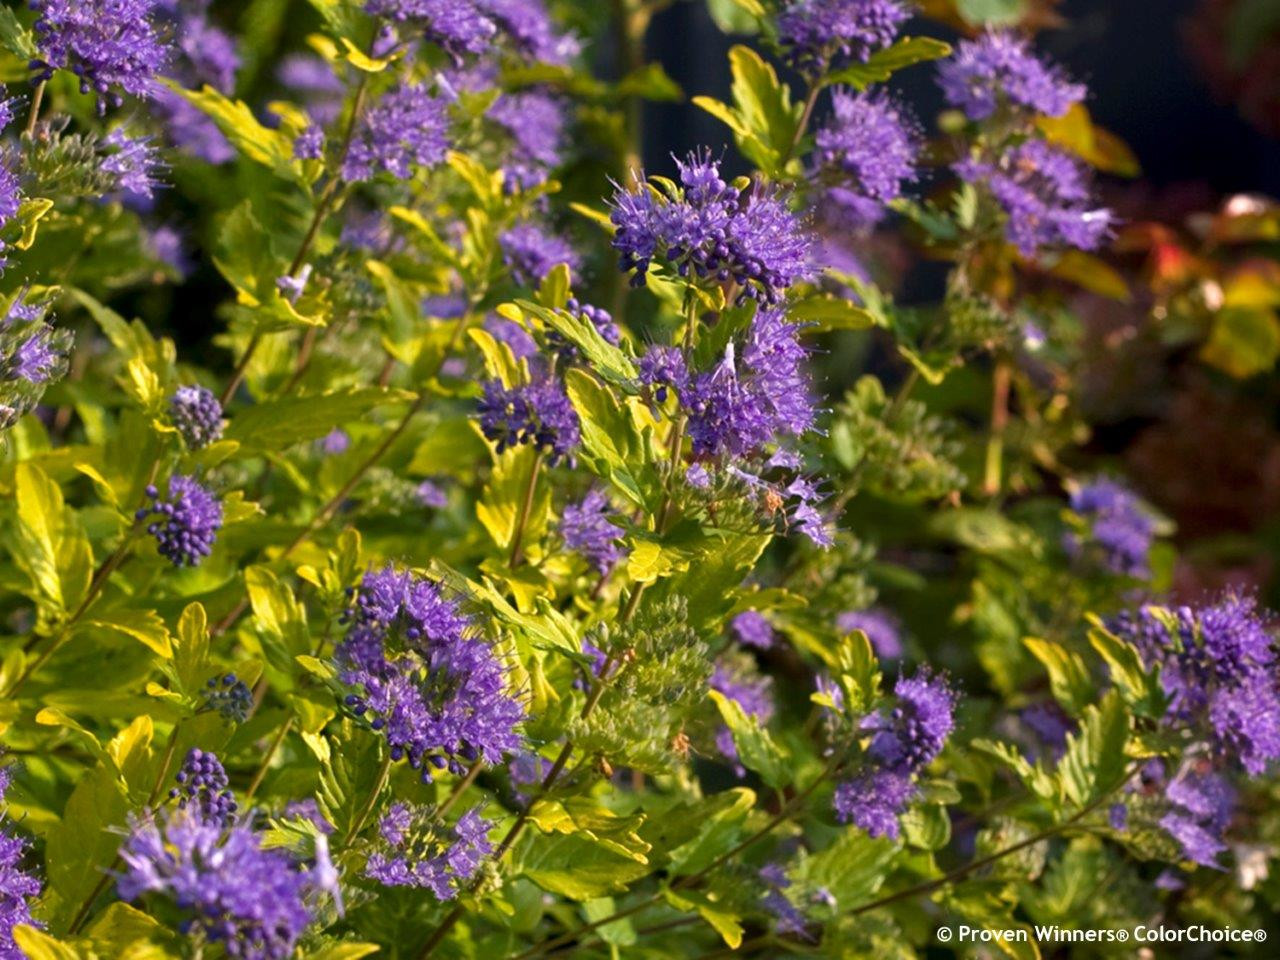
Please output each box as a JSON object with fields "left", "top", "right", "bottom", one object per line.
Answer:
{"left": 823, "top": 37, "right": 953, "bottom": 89}
{"left": 518, "top": 831, "right": 653, "bottom": 900}
{"left": 665, "top": 787, "right": 756, "bottom": 876}
{"left": 1023, "top": 637, "right": 1095, "bottom": 714}
{"left": 80, "top": 606, "right": 173, "bottom": 658}
{"left": 791, "top": 829, "right": 897, "bottom": 907}
{"left": 1057, "top": 692, "right": 1130, "bottom": 810}
{"left": 708, "top": 689, "right": 790, "bottom": 789}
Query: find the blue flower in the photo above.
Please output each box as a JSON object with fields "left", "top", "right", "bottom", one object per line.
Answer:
{"left": 170, "top": 385, "right": 224, "bottom": 450}
{"left": 136, "top": 475, "right": 223, "bottom": 567}
{"left": 938, "top": 31, "right": 1085, "bottom": 121}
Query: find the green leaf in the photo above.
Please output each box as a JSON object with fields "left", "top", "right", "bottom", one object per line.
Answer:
{"left": 1086, "top": 616, "right": 1165, "bottom": 718}
{"left": 12, "top": 462, "right": 92, "bottom": 614}
{"left": 955, "top": 0, "right": 1025, "bottom": 26}
{"left": 708, "top": 689, "right": 790, "bottom": 789}
{"left": 1023, "top": 637, "right": 1095, "bottom": 714}
{"left": 664, "top": 787, "right": 756, "bottom": 876}
{"left": 518, "top": 831, "right": 653, "bottom": 901}
{"left": 526, "top": 797, "right": 651, "bottom": 863}
{"left": 169, "top": 83, "right": 300, "bottom": 180}
{"left": 564, "top": 369, "right": 656, "bottom": 509}
{"left": 476, "top": 444, "right": 550, "bottom": 557}
{"left": 225, "top": 387, "right": 414, "bottom": 450}
{"left": 662, "top": 888, "right": 743, "bottom": 948}
{"left": 724, "top": 45, "right": 800, "bottom": 174}
{"left": 514, "top": 300, "right": 638, "bottom": 383}
{"left": 707, "top": 0, "right": 765, "bottom": 34}
{"left": 1200, "top": 307, "right": 1280, "bottom": 379}
{"left": 823, "top": 37, "right": 953, "bottom": 89}
{"left": 788, "top": 295, "right": 875, "bottom": 332}
{"left": 79, "top": 606, "right": 173, "bottom": 658}
{"left": 972, "top": 738, "right": 1058, "bottom": 803}
{"left": 1057, "top": 692, "right": 1131, "bottom": 810}
{"left": 791, "top": 829, "right": 897, "bottom": 908}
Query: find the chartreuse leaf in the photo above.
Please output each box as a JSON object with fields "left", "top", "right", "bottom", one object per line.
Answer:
{"left": 526, "top": 797, "right": 651, "bottom": 863}
{"left": 12, "top": 462, "right": 92, "bottom": 614}
{"left": 823, "top": 37, "right": 953, "bottom": 89}
{"left": 11, "top": 927, "right": 80, "bottom": 960}
{"left": 170, "top": 83, "right": 300, "bottom": 181}
{"left": 972, "top": 738, "right": 1058, "bottom": 803}
{"left": 512, "top": 300, "right": 638, "bottom": 384}
{"left": 225, "top": 386, "right": 413, "bottom": 450}
{"left": 517, "top": 830, "right": 654, "bottom": 901}
{"left": 1057, "top": 692, "right": 1131, "bottom": 810}
{"left": 214, "top": 202, "right": 323, "bottom": 331}
{"left": 1086, "top": 615, "right": 1165, "bottom": 718}
{"left": 1023, "top": 637, "right": 1095, "bottom": 714}
{"left": 663, "top": 888, "right": 743, "bottom": 948}
{"left": 693, "top": 45, "right": 801, "bottom": 175}
{"left": 709, "top": 689, "right": 790, "bottom": 789}
{"left": 79, "top": 605, "right": 172, "bottom": 658}
{"left": 469, "top": 326, "right": 522, "bottom": 387}
{"left": 564, "top": 368, "right": 657, "bottom": 510}
{"left": 477, "top": 444, "right": 550, "bottom": 557}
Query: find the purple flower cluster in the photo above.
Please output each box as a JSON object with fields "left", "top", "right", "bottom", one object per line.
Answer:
{"left": 136, "top": 475, "right": 223, "bottom": 567}
{"left": 680, "top": 306, "right": 816, "bottom": 458}
{"left": 938, "top": 31, "right": 1085, "bottom": 121}
{"left": 500, "top": 223, "right": 580, "bottom": 285}
{"left": 154, "top": 0, "right": 240, "bottom": 163}
{"left": 117, "top": 809, "right": 315, "bottom": 960}
{"left": 0, "top": 767, "right": 41, "bottom": 958}
{"left": 100, "top": 129, "right": 165, "bottom": 200}
{"left": 610, "top": 153, "right": 813, "bottom": 304}
{"left": 731, "top": 610, "right": 775, "bottom": 650}
{"left": 336, "top": 565, "right": 523, "bottom": 780}
{"left": 170, "top": 384, "right": 224, "bottom": 449}
{"left": 560, "top": 489, "right": 627, "bottom": 574}
{"left": 30, "top": 0, "right": 170, "bottom": 110}
{"left": 366, "top": 0, "right": 498, "bottom": 59}
{"left": 836, "top": 607, "right": 903, "bottom": 659}
{"left": 1158, "top": 765, "right": 1235, "bottom": 868}
{"left": 0, "top": 98, "right": 18, "bottom": 267}
{"left": 366, "top": 0, "right": 574, "bottom": 63}
{"left": 758, "top": 862, "right": 807, "bottom": 936}
{"left": 170, "top": 748, "right": 238, "bottom": 827}
{"left": 1066, "top": 478, "right": 1156, "bottom": 578}
{"left": 341, "top": 83, "right": 451, "bottom": 183}
{"left": 711, "top": 655, "right": 775, "bottom": 776}
{"left": 957, "top": 140, "right": 1112, "bottom": 256}
{"left": 366, "top": 803, "right": 493, "bottom": 899}
{"left": 776, "top": 0, "right": 910, "bottom": 73}
{"left": 477, "top": 378, "right": 580, "bottom": 463}
{"left": 814, "top": 89, "right": 919, "bottom": 226}
{"left": 834, "top": 670, "right": 955, "bottom": 838}
{"left": 2, "top": 293, "right": 73, "bottom": 431}
{"left": 1112, "top": 594, "right": 1280, "bottom": 778}
{"left": 202, "top": 673, "right": 253, "bottom": 723}
{"left": 489, "top": 90, "right": 568, "bottom": 189}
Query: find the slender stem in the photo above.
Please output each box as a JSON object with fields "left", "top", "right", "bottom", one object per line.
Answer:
{"left": 509, "top": 451, "right": 544, "bottom": 568}
{"left": 780, "top": 76, "right": 825, "bottom": 168}
{"left": 436, "top": 760, "right": 484, "bottom": 819}
{"left": 347, "top": 753, "right": 393, "bottom": 842}
{"left": 982, "top": 359, "right": 1011, "bottom": 497}
{"left": 24, "top": 81, "right": 45, "bottom": 138}
{"left": 245, "top": 715, "right": 294, "bottom": 802}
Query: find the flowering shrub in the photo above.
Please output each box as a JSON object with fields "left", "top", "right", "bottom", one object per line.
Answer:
{"left": 0, "top": 0, "right": 1278, "bottom": 957}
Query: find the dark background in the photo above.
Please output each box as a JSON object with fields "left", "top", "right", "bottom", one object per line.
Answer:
{"left": 640, "top": 0, "right": 1280, "bottom": 196}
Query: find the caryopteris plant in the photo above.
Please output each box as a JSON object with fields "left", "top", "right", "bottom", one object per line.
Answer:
{"left": 0, "top": 0, "right": 1277, "bottom": 957}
